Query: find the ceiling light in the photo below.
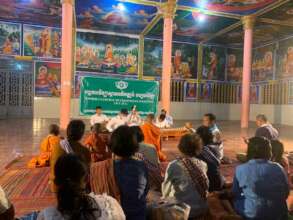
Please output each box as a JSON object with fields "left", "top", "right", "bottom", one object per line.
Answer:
{"left": 117, "top": 3, "right": 126, "bottom": 11}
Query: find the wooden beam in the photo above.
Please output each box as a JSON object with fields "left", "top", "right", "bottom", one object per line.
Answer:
{"left": 254, "top": 0, "right": 290, "bottom": 17}
{"left": 259, "top": 18, "right": 293, "bottom": 27}
{"left": 141, "top": 13, "right": 162, "bottom": 36}
{"left": 201, "top": 21, "right": 242, "bottom": 43}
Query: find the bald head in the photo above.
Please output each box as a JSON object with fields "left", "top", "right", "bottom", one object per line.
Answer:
{"left": 146, "top": 113, "right": 155, "bottom": 123}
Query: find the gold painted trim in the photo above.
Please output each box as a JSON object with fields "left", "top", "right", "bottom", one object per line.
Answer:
{"left": 141, "top": 13, "right": 162, "bottom": 35}
{"left": 117, "top": 0, "right": 160, "bottom": 7}
{"left": 61, "top": 0, "right": 74, "bottom": 5}
{"left": 138, "top": 35, "right": 144, "bottom": 80}
{"left": 161, "top": 0, "right": 177, "bottom": 19}
{"left": 254, "top": 0, "right": 290, "bottom": 17}
{"left": 259, "top": 18, "right": 293, "bottom": 27}
{"left": 242, "top": 15, "right": 255, "bottom": 30}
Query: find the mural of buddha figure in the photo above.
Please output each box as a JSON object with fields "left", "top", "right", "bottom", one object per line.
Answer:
{"left": 104, "top": 44, "right": 114, "bottom": 63}
{"left": 174, "top": 49, "right": 182, "bottom": 76}
{"left": 285, "top": 47, "right": 293, "bottom": 76}
{"left": 208, "top": 51, "right": 218, "bottom": 80}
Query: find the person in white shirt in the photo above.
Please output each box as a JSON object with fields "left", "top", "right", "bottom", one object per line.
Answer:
{"left": 90, "top": 106, "right": 109, "bottom": 126}
{"left": 161, "top": 109, "right": 173, "bottom": 127}
{"left": 156, "top": 114, "right": 170, "bottom": 129}
{"left": 106, "top": 109, "right": 128, "bottom": 132}
{"left": 127, "top": 106, "right": 142, "bottom": 126}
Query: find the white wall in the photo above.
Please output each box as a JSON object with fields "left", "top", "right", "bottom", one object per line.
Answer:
{"left": 34, "top": 97, "right": 293, "bottom": 125}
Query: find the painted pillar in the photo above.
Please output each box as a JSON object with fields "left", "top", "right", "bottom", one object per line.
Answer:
{"left": 241, "top": 16, "right": 255, "bottom": 128}
{"left": 161, "top": 0, "right": 176, "bottom": 113}
{"left": 60, "top": 0, "right": 74, "bottom": 130}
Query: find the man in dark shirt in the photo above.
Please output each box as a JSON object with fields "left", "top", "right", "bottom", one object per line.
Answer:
{"left": 255, "top": 114, "right": 279, "bottom": 141}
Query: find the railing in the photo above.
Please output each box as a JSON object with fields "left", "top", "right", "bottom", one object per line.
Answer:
{"left": 159, "top": 79, "right": 291, "bottom": 105}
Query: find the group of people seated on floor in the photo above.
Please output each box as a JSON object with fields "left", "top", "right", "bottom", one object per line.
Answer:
{"left": 1, "top": 112, "right": 291, "bottom": 220}
{"left": 90, "top": 106, "right": 174, "bottom": 131}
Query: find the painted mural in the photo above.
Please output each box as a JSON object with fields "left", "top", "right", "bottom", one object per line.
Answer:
{"left": 202, "top": 46, "right": 226, "bottom": 81}
{"left": 143, "top": 39, "right": 197, "bottom": 79}
{"left": 250, "top": 85, "right": 260, "bottom": 104}
{"left": 200, "top": 83, "right": 212, "bottom": 101}
{"left": 252, "top": 45, "right": 274, "bottom": 81}
{"left": 172, "top": 43, "right": 197, "bottom": 79}
{"left": 178, "top": 0, "right": 275, "bottom": 14}
{"left": 23, "top": 25, "right": 61, "bottom": 58}
{"left": 276, "top": 37, "right": 293, "bottom": 79}
{"left": 76, "top": 32, "right": 138, "bottom": 75}
{"left": 0, "top": 0, "right": 61, "bottom": 27}
{"left": 35, "top": 62, "right": 61, "bottom": 97}
{"left": 143, "top": 39, "right": 162, "bottom": 78}
{"left": 227, "top": 48, "right": 243, "bottom": 82}
{"left": 184, "top": 82, "right": 197, "bottom": 102}
{"left": 0, "top": 21, "right": 21, "bottom": 56}
{"left": 76, "top": 0, "right": 157, "bottom": 34}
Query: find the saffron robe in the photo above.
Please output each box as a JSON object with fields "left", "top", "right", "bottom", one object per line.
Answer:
{"left": 27, "top": 135, "right": 60, "bottom": 168}
{"left": 140, "top": 122, "right": 167, "bottom": 162}
{"left": 83, "top": 133, "right": 111, "bottom": 162}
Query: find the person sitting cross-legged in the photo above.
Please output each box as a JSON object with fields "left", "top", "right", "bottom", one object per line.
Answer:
{"left": 202, "top": 113, "right": 224, "bottom": 160}
{"left": 50, "top": 120, "right": 91, "bottom": 192}
{"left": 232, "top": 137, "right": 289, "bottom": 220}
{"left": 83, "top": 123, "right": 111, "bottom": 162}
{"left": 28, "top": 124, "right": 61, "bottom": 168}
{"left": 129, "top": 126, "right": 163, "bottom": 191}
{"left": 90, "top": 126, "right": 149, "bottom": 220}
{"left": 140, "top": 114, "right": 167, "bottom": 162}
{"left": 162, "top": 133, "right": 209, "bottom": 219}
{"left": 37, "top": 154, "right": 125, "bottom": 220}
{"left": 196, "top": 126, "right": 225, "bottom": 192}
{"left": 255, "top": 114, "right": 279, "bottom": 141}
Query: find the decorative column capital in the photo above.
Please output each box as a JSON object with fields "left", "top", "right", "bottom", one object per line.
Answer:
{"left": 242, "top": 15, "right": 256, "bottom": 30}
{"left": 61, "top": 0, "right": 74, "bottom": 5}
{"left": 160, "top": 0, "right": 177, "bottom": 19}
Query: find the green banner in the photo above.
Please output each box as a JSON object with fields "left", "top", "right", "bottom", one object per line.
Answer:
{"left": 80, "top": 76, "right": 159, "bottom": 116}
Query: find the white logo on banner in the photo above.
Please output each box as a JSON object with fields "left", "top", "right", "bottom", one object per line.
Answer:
{"left": 115, "top": 80, "right": 128, "bottom": 90}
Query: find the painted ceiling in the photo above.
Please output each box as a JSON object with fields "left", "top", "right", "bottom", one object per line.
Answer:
{"left": 0, "top": 0, "right": 61, "bottom": 27}
{"left": 148, "top": 10, "right": 238, "bottom": 42}
{"left": 0, "top": 0, "right": 292, "bottom": 46}
{"left": 177, "top": 0, "right": 276, "bottom": 15}
{"left": 76, "top": 0, "right": 158, "bottom": 34}
{"left": 213, "top": 1, "right": 293, "bottom": 47}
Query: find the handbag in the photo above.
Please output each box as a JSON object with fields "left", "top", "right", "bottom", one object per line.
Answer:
{"left": 147, "top": 197, "right": 191, "bottom": 220}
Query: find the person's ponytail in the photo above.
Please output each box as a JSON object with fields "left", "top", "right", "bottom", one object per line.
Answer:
{"left": 55, "top": 154, "right": 101, "bottom": 220}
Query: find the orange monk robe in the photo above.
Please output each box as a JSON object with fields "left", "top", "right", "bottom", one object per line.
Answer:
{"left": 140, "top": 122, "right": 167, "bottom": 162}
{"left": 28, "top": 135, "right": 60, "bottom": 168}
{"left": 83, "top": 133, "right": 111, "bottom": 162}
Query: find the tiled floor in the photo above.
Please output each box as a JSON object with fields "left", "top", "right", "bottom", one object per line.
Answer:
{"left": 1, "top": 118, "right": 293, "bottom": 171}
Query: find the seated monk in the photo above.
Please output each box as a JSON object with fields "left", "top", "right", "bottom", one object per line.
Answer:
{"left": 28, "top": 124, "right": 60, "bottom": 168}
{"left": 83, "top": 123, "right": 111, "bottom": 162}
{"left": 140, "top": 114, "right": 167, "bottom": 162}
